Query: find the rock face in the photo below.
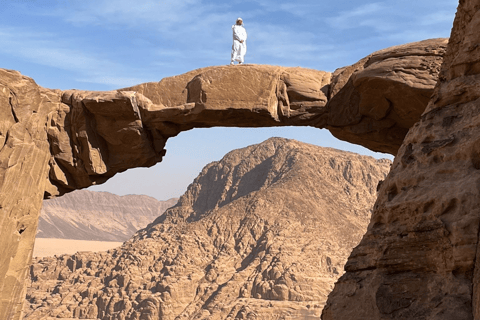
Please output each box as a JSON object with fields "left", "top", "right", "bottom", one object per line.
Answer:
{"left": 38, "top": 191, "right": 177, "bottom": 241}
{"left": 0, "top": 39, "right": 446, "bottom": 319}
{"left": 24, "top": 138, "right": 391, "bottom": 320}
{"left": 0, "top": 72, "right": 61, "bottom": 320}
{"left": 327, "top": 38, "right": 447, "bottom": 154}
{"left": 322, "top": 1, "right": 480, "bottom": 319}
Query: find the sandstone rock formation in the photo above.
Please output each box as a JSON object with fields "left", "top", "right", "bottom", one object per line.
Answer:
{"left": 0, "top": 38, "right": 446, "bottom": 319}
{"left": 322, "top": 1, "right": 480, "bottom": 319}
{"left": 38, "top": 190, "right": 177, "bottom": 241}
{"left": 327, "top": 39, "right": 447, "bottom": 154}
{"left": 124, "top": 38, "right": 447, "bottom": 156}
{"left": 25, "top": 138, "right": 391, "bottom": 320}
{"left": 0, "top": 72, "right": 61, "bottom": 320}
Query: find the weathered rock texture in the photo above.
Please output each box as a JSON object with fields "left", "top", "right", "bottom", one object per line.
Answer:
{"left": 322, "top": 1, "right": 480, "bottom": 319}
{"left": 125, "top": 38, "right": 447, "bottom": 156}
{"left": 0, "top": 39, "right": 446, "bottom": 319}
{"left": 24, "top": 138, "right": 391, "bottom": 320}
{"left": 38, "top": 190, "right": 177, "bottom": 241}
{"left": 327, "top": 39, "right": 447, "bottom": 154}
{"left": 0, "top": 72, "right": 61, "bottom": 320}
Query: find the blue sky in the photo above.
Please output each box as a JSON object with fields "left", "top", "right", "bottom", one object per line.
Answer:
{"left": 2, "top": 0, "right": 458, "bottom": 200}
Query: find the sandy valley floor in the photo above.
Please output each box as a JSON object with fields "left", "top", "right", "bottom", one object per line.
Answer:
{"left": 33, "top": 238, "right": 123, "bottom": 258}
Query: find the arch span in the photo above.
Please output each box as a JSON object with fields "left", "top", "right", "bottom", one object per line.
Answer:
{"left": 0, "top": 38, "right": 446, "bottom": 319}
{"left": 49, "top": 38, "right": 446, "bottom": 197}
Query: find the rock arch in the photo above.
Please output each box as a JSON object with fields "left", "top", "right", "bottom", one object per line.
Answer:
{"left": 0, "top": 38, "right": 448, "bottom": 319}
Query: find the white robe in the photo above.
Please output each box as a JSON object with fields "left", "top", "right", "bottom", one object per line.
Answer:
{"left": 231, "top": 24, "right": 247, "bottom": 63}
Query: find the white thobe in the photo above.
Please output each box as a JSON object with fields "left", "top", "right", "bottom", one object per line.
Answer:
{"left": 231, "top": 24, "right": 247, "bottom": 63}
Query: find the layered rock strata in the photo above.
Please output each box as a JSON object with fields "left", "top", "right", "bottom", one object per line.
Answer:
{"left": 38, "top": 190, "right": 178, "bottom": 241}
{"left": 25, "top": 138, "right": 391, "bottom": 320}
{"left": 322, "top": 1, "right": 480, "bottom": 319}
{"left": 0, "top": 39, "right": 446, "bottom": 319}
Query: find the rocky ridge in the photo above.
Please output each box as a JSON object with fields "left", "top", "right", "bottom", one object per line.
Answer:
{"left": 25, "top": 138, "right": 391, "bottom": 320}
{"left": 38, "top": 190, "right": 178, "bottom": 241}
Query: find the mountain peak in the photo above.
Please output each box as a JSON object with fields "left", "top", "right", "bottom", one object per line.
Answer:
{"left": 26, "top": 140, "right": 390, "bottom": 319}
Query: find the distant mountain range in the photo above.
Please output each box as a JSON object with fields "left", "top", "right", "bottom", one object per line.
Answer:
{"left": 38, "top": 190, "right": 178, "bottom": 241}
{"left": 26, "top": 138, "right": 391, "bottom": 319}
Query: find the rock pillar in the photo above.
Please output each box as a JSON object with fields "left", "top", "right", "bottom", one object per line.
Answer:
{"left": 0, "top": 71, "right": 56, "bottom": 320}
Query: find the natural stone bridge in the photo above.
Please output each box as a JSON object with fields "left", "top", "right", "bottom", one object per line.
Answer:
{"left": 0, "top": 26, "right": 474, "bottom": 319}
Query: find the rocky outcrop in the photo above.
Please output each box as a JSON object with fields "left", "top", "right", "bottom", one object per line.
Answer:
{"left": 0, "top": 39, "right": 446, "bottom": 319}
{"left": 327, "top": 38, "right": 447, "bottom": 154}
{"left": 38, "top": 191, "right": 177, "bottom": 241}
{"left": 322, "top": 1, "right": 480, "bottom": 319}
{"left": 24, "top": 138, "right": 391, "bottom": 320}
{"left": 0, "top": 72, "right": 61, "bottom": 320}
{"left": 124, "top": 39, "right": 447, "bottom": 156}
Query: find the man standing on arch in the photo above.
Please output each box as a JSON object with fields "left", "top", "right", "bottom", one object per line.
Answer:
{"left": 231, "top": 17, "right": 247, "bottom": 65}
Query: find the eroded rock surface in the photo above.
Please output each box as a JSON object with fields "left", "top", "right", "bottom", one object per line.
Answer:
{"left": 322, "top": 1, "right": 480, "bottom": 319}
{"left": 124, "top": 39, "right": 447, "bottom": 156}
{"left": 43, "top": 40, "right": 447, "bottom": 200}
{"left": 0, "top": 39, "right": 446, "bottom": 319}
{"left": 327, "top": 38, "right": 448, "bottom": 154}
{"left": 25, "top": 138, "right": 391, "bottom": 320}
{"left": 46, "top": 40, "right": 445, "bottom": 197}
{"left": 0, "top": 70, "right": 59, "bottom": 320}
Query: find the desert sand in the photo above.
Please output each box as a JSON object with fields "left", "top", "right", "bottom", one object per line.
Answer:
{"left": 33, "top": 238, "right": 123, "bottom": 258}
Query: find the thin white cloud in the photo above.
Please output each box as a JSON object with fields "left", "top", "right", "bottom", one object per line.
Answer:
{"left": 420, "top": 10, "right": 455, "bottom": 26}
{"left": 247, "top": 23, "right": 336, "bottom": 62}
{"left": 325, "top": 1, "right": 456, "bottom": 48}
{"left": 278, "top": 3, "right": 313, "bottom": 16}
{"left": 380, "top": 29, "right": 451, "bottom": 44}
{"left": 65, "top": 0, "right": 330, "bottom": 66}
{"left": 326, "top": 3, "right": 388, "bottom": 31}
{"left": 0, "top": 27, "right": 144, "bottom": 88}
{"left": 37, "top": 0, "right": 240, "bottom": 53}
{"left": 1, "top": 0, "right": 458, "bottom": 89}
{"left": 326, "top": 1, "right": 456, "bottom": 31}
{"left": 56, "top": 0, "right": 203, "bottom": 27}
{"left": 155, "top": 49, "right": 188, "bottom": 58}
{"left": 48, "top": 0, "right": 228, "bottom": 37}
